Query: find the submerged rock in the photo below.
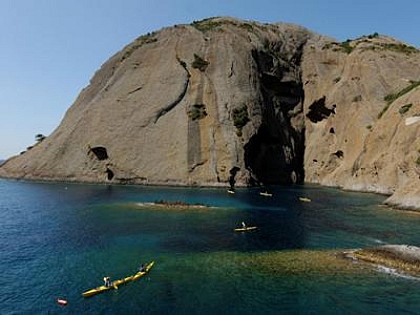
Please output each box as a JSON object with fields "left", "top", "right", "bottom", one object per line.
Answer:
{"left": 136, "top": 200, "right": 210, "bottom": 210}
{"left": 351, "top": 245, "right": 420, "bottom": 275}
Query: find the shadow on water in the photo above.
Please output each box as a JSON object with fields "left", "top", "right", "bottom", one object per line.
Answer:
{"left": 156, "top": 206, "right": 306, "bottom": 253}
{"left": 143, "top": 185, "right": 309, "bottom": 253}
{"left": 4, "top": 181, "right": 393, "bottom": 255}
{"left": 56, "top": 182, "right": 391, "bottom": 254}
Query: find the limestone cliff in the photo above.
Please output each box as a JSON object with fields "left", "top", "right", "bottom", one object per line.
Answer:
{"left": 0, "top": 18, "right": 311, "bottom": 187}
{"left": 1, "top": 17, "right": 419, "bottom": 209}
{"left": 302, "top": 35, "right": 420, "bottom": 209}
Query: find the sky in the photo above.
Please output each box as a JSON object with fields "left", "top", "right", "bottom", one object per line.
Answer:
{"left": 0, "top": 0, "right": 418, "bottom": 158}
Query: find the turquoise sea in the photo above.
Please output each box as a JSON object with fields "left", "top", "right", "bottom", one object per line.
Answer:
{"left": 1, "top": 179, "right": 420, "bottom": 314}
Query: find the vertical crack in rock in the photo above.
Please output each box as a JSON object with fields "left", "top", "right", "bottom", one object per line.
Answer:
{"left": 209, "top": 127, "right": 220, "bottom": 182}
{"left": 229, "top": 166, "right": 240, "bottom": 189}
{"left": 106, "top": 167, "right": 114, "bottom": 180}
{"left": 187, "top": 120, "right": 202, "bottom": 173}
{"left": 187, "top": 48, "right": 209, "bottom": 173}
{"left": 244, "top": 44, "right": 306, "bottom": 185}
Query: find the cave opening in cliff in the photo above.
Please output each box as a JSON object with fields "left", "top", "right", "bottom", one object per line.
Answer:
{"left": 246, "top": 46, "right": 305, "bottom": 186}
{"left": 306, "top": 96, "right": 336, "bottom": 123}
{"left": 90, "top": 146, "right": 109, "bottom": 160}
{"left": 244, "top": 125, "right": 304, "bottom": 186}
{"left": 106, "top": 168, "right": 114, "bottom": 180}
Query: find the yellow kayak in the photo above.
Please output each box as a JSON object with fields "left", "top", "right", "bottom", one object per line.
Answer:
{"left": 82, "top": 261, "right": 155, "bottom": 298}
{"left": 234, "top": 226, "right": 257, "bottom": 232}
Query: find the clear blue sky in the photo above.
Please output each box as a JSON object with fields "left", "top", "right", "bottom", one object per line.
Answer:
{"left": 0, "top": 0, "right": 418, "bottom": 158}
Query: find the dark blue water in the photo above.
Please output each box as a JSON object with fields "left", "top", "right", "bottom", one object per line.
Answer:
{"left": 1, "top": 179, "right": 420, "bottom": 314}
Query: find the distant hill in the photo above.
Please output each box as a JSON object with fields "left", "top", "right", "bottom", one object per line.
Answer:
{"left": 0, "top": 17, "right": 419, "bottom": 210}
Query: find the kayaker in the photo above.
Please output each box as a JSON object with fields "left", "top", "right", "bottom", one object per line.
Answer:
{"left": 103, "top": 276, "right": 111, "bottom": 287}
{"left": 139, "top": 263, "right": 146, "bottom": 272}
{"left": 241, "top": 221, "right": 246, "bottom": 229}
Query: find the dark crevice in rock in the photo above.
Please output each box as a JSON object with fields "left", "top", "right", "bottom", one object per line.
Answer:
{"left": 278, "top": 82, "right": 304, "bottom": 110}
{"left": 177, "top": 57, "right": 191, "bottom": 77}
{"left": 90, "top": 146, "right": 109, "bottom": 160}
{"left": 190, "top": 160, "right": 207, "bottom": 172}
{"left": 306, "top": 96, "right": 336, "bottom": 123}
{"left": 244, "top": 125, "right": 305, "bottom": 185}
{"left": 154, "top": 62, "right": 190, "bottom": 123}
{"left": 333, "top": 150, "right": 344, "bottom": 158}
{"left": 128, "top": 86, "right": 143, "bottom": 95}
{"left": 228, "top": 166, "right": 240, "bottom": 189}
{"left": 106, "top": 167, "right": 114, "bottom": 180}
{"left": 261, "top": 73, "right": 282, "bottom": 90}
{"left": 228, "top": 61, "right": 234, "bottom": 78}
{"left": 330, "top": 127, "right": 335, "bottom": 134}
{"left": 245, "top": 45, "right": 306, "bottom": 186}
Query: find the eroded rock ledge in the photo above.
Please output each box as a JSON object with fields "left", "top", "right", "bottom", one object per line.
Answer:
{"left": 349, "top": 245, "right": 420, "bottom": 275}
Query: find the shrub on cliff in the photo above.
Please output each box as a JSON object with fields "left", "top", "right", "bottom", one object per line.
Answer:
{"left": 379, "top": 81, "right": 420, "bottom": 119}
{"left": 188, "top": 104, "right": 208, "bottom": 121}
{"left": 191, "top": 54, "right": 209, "bottom": 71}
{"left": 35, "top": 134, "right": 46, "bottom": 142}
{"left": 399, "top": 103, "right": 412, "bottom": 115}
{"left": 232, "top": 104, "right": 250, "bottom": 136}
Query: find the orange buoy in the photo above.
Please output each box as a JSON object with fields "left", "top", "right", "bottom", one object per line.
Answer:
{"left": 57, "top": 298, "right": 68, "bottom": 306}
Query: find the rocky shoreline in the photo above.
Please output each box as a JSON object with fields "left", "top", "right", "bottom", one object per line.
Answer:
{"left": 346, "top": 245, "right": 420, "bottom": 275}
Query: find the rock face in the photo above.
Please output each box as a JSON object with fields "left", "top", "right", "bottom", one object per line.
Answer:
{"left": 302, "top": 36, "right": 420, "bottom": 209}
{"left": 1, "top": 17, "right": 419, "bottom": 209}
{"left": 0, "top": 18, "right": 311, "bottom": 187}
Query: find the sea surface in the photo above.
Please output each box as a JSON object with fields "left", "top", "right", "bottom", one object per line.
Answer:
{"left": 1, "top": 179, "right": 420, "bottom": 314}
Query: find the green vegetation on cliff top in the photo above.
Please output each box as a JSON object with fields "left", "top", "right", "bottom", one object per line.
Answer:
{"left": 378, "top": 81, "right": 420, "bottom": 119}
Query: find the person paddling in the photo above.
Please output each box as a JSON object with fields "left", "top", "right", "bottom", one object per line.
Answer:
{"left": 139, "top": 263, "right": 146, "bottom": 272}
{"left": 103, "top": 276, "right": 111, "bottom": 287}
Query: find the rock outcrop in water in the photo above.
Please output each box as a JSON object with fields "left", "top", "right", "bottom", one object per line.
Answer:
{"left": 1, "top": 17, "right": 419, "bottom": 209}
{"left": 349, "top": 245, "right": 420, "bottom": 275}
